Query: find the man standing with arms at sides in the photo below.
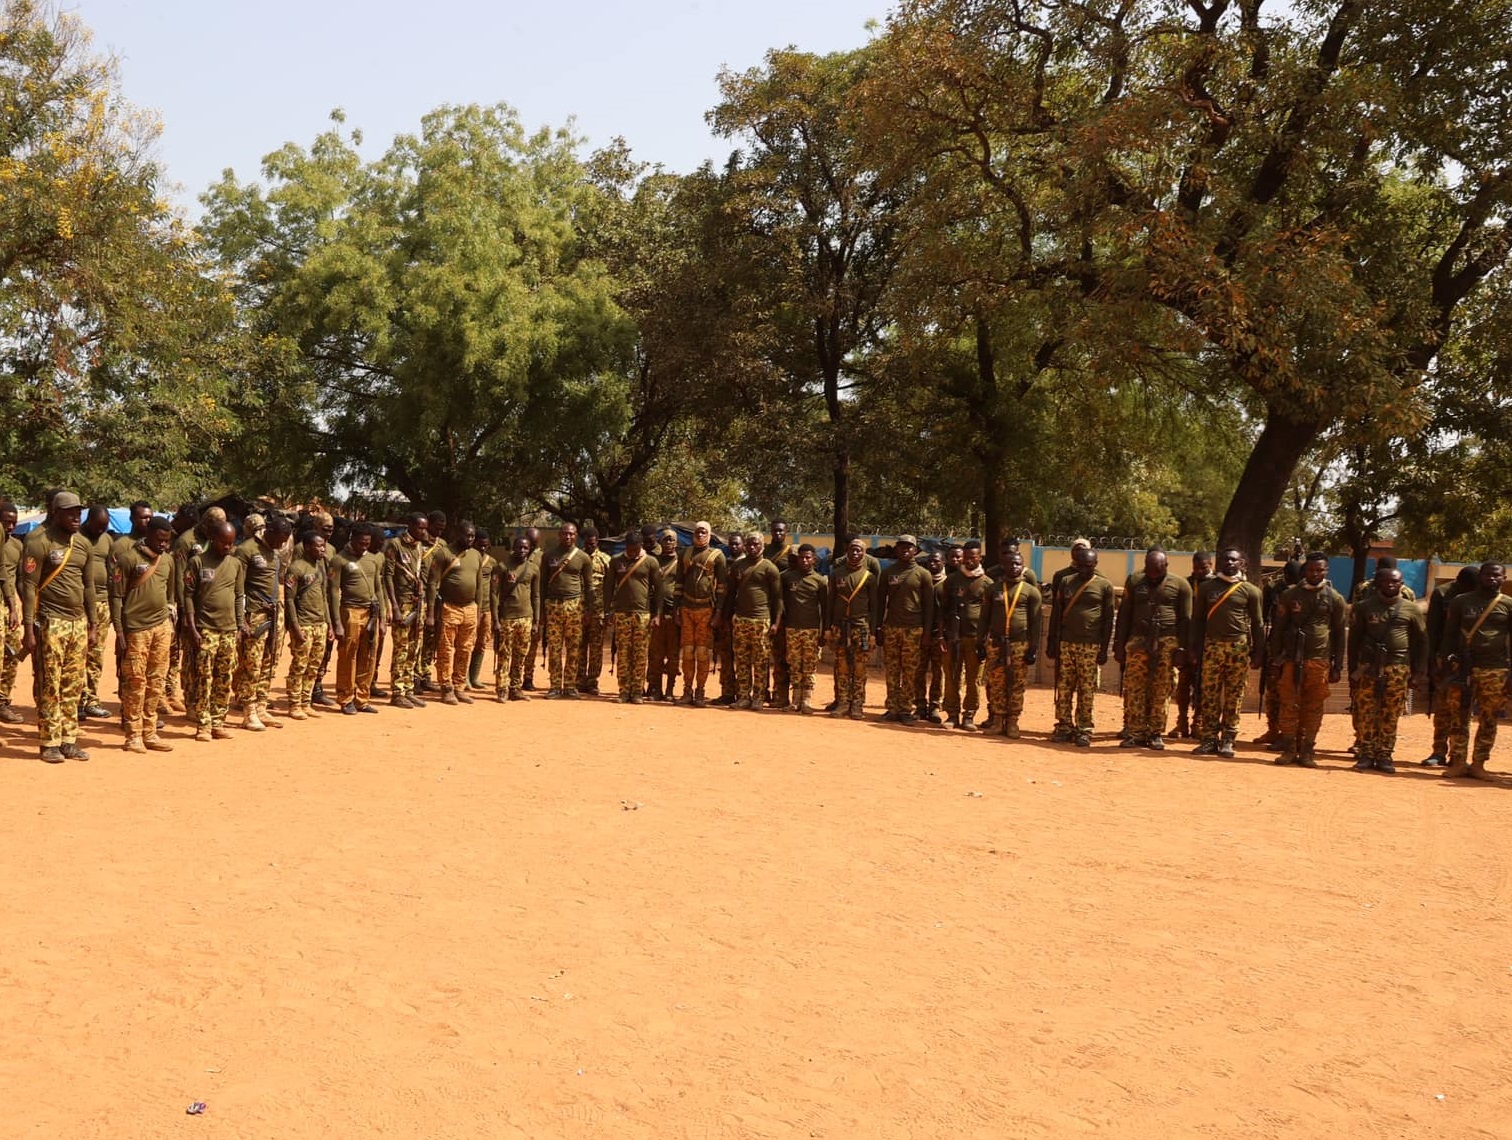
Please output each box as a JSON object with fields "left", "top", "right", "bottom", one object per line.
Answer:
{"left": 1046, "top": 548, "right": 1115, "bottom": 747}
{"left": 76, "top": 505, "right": 113, "bottom": 722}
{"left": 1438, "top": 562, "right": 1512, "bottom": 779}
{"left": 1268, "top": 552, "right": 1346, "bottom": 768}
{"left": 778, "top": 543, "right": 827, "bottom": 714}
{"left": 647, "top": 528, "right": 682, "bottom": 701}
{"left": 722, "top": 532, "right": 783, "bottom": 711}
{"left": 492, "top": 535, "right": 540, "bottom": 702}
{"left": 111, "top": 515, "right": 177, "bottom": 753}
{"left": 919, "top": 549, "right": 948, "bottom": 723}
{"left": 677, "top": 522, "right": 727, "bottom": 709}
{"left": 469, "top": 528, "right": 497, "bottom": 692}
{"left": 284, "top": 531, "right": 333, "bottom": 720}
{"left": 521, "top": 525, "right": 543, "bottom": 690}
{"left": 1175, "top": 551, "right": 1215, "bottom": 739}
{"left": 942, "top": 540, "right": 991, "bottom": 730}
{"left": 577, "top": 528, "right": 613, "bottom": 696}
{"left": 605, "top": 529, "right": 663, "bottom": 704}
{"left": 1423, "top": 566, "right": 1480, "bottom": 766}
{"left": 183, "top": 520, "right": 247, "bottom": 743}
{"left": 1258, "top": 559, "right": 1303, "bottom": 749}
{"left": 1189, "top": 547, "right": 1265, "bottom": 759}
{"left": 1348, "top": 555, "right": 1416, "bottom": 753}
{"left": 879, "top": 536, "right": 935, "bottom": 725}
{"left": 537, "top": 521, "right": 590, "bottom": 700}
{"left": 414, "top": 510, "right": 447, "bottom": 694}
{"left": 162, "top": 503, "right": 201, "bottom": 713}
{"left": 382, "top": 513, "right": 429, "bottom": 709}
{"left": 329, "top": 522, "right": 386, "bottom": 716}
{"left": 0, "top": 501, "right": 24, "bottom": 725}
{"left": 426, "top": 519, "right": 484, "bottom": 706}
{"left": 1114, "top": 548, "right": 1192, "bottom": 750}
{"left": 976, "top": 543, "right": 1042, "bottom": 737}
{"left": 109, "top": 500, "right": 154, "bottom": 716}
{"left": 233, "top": 514, "right": 290, "bottom": 732}
{"left": 20, "top": 492, "right": 99, "bottom": 761}
{"left": 762, "top": 520, "right": 795, "bottom": 708}
{"left": 1349, "top": 566, "right": 1427, "bottom": 774}
{"left": 829, "top": 537, "right": 881, "bottom": 720}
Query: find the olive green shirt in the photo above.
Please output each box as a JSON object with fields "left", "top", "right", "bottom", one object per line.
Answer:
{"left": 726, "top": 555, "right": 782, "bottom": 624}
{"left": 881, "top": 561, "right": 935, "bottom": 631}
{"left": 428, "top": 544, "right": 484, "bottom": 609}
{"left": 492, "top": 555, "right": 540, "bottom": 624}
{"left": 540, "top": 545, "right": 592, "bottom": 603}
{"left": 285, "top": 556, "right": 331, "bottom": 627}
{"left": 977, "top": 577, "right": 1042, "bottom": 645}
{"left": 20, "top": 523, "right": 99, "bottom": 623}
{"left": 1115, "top": 572, "right": 1194, "bottom": 653}
{"left": 236, "top": 538, "right": 282, "bottom": 616}
{"left": 605, "top": 550, "right": 663, "bottom": 616}
{"left": 1440, "top": 588, "right": 1512, "bottom": 669}
{"left": 476, "top": 553, "right": 498, "bottom": 614}
{"left": 185, "top": 549, "right": 245, "bottom": 634}
{"left": 654, "top": 550, "right": 680, "bottom": 612}
{"left": 1, "top": 533, "right": 20, "bottom": 610}
{"left": 584, "top": 548, "right": 612, "bottom": 614}
{"left": 383, "top": 535, "right": 428, "bottom": 610}
{"left": 677, "top": 544, "right": 727, "bottom": 608}
{"left": 780, "top": 567, "right": 828, "bottom": 632}
{"left": 830, "top": 562, "right": 882, "bottom": 629}
{"left": 943, "top": 568, "right": 994, "bottom": 641}
{"left": 1270, "top": 583, "right": 1346, "bottom": 668}
{"left": 1350, "top": 591, "right": 1427, "bottom": 673}
{"left": 83, "top": 530, "right": 111, "bottom": 598}
{"left": 329, "top": 547, "right": 386, "bottom": 624}
{"left": 1191, "top": 578, "right": 1265, "bottom": 650}
{"left": 1048, "top": 573, "right": 1115, "bottom": 648}
{"left": 110, "top": 540, "right": 175, "bottom": 634}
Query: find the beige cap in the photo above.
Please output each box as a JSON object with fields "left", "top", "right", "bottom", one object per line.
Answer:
{"left": 896, "top": 534, "right": 919, "bottom": 548}
{"left": 52, "top": 491, "right": 82, "bottom": 511}
{"left": 204, "top": 506, "right": 228, "bottom": 525}
{"left": 244, "top": 513, "right": 266, "bottom": 533}
{"left": 1072, "top": 537, "right": 1091, "bottom": 550}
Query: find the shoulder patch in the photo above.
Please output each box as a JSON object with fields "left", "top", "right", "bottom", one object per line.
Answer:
{"left": 23, "top": 556, "right": 36, "bottom": 574}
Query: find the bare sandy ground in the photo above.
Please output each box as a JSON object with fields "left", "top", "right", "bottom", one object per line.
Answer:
{"left": 1, "top": 661, "right": 1509, "bottom": 1140}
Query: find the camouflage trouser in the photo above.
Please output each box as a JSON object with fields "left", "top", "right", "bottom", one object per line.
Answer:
{"left": 679, "top": 606, "right": 714, "bottom": 691}
{"left": 121, "top": 618, "right": 172, "bottom": 739}
{"left": 436, "top": 602, "right": 477, "bottom": 691}
{"left": 1199, "top": 638, "right": 1251, "bottom": 744}
{"left": 36, "top": 616, "right": 89, "bottom": 747}
{"left": 1431, "top": 690, "right": 1454, "bottom": 757}
{"left": 286, "top": 623, "right": 328, "bottom": 708}
{"left": 613, "top": 612, "right": 651, "bottom": 699}
{"left": 543, "top": 599, "right": 582, "bottom": 691}
{"left": 0, "top": 618, "right": 21, "bottom": 703}
{"left": 716, "top": 623, "right": 737, "bottom": 698}
{"left": 494, "top": 617, "right": 533, "bottom": 693}
{"left": 82, "top": 598, "right": 109, "bottom": 706}
{"left": 418, "top": 615, "right": 439, "bottom": 685}
{"left": 1442, "top": 667, "right": 1509, "bottom": 766}
{"left": 182, "top": 626, "right": 203, "bottom": 719}
{"left": 389, "top": 604, "right": 423, "bottom": 696}
{"left": 579, "top": 608, "right": 607, "bottom": 688}
{"left": 731, "top": 616, "right": 770, "bottom": 702}
{"left": 945, "top": 636, "right": 982, "bottom": 717}
{"left": 194, "top": 629, "right": 238, "bottom": 728}
{"left": 916, "top": 635, "right": 944, "bottom": 710}
{"left": 1176, "top": 658, "right": 1203, "bottom": 737}
{"left": 335, "top": 605, "right": 377, "bottom": 706}
{"left": 1054, "top": 641, "right": 1099, "bottom": 733}
{"left": 648, "top": 611, "right": 680, "bottom": 693}
{"left": 1264, "top": 659, "right": 1284, "bottom": 734}
{"left": 883, "top": 627, "right": 923, "bottom": 715}
{"left": 1277, "top": 659, "right": 1331, "bottom": 745}
{"left": 985, "top": 640, "right": 1031, "bottom": 725}
{"left": 785, "top": 627, "right": 821, "bottom": 700}
{"left": 1354, "top": 663, "right": 1410, "bottom": 761}
{"left": 234, "top": 612, "right": 281, "bottom": 708}
{"left": 1122, "top": 636, "right": 1180, "bottom": 738}
{"left": 833, "top": 623, "right": 870, "bottom": 708}
{"left": 768, "top": 629, "right": 789, "bottom": 702}
{"left": 167, "top": 627, "right": 184, "bottom": 702}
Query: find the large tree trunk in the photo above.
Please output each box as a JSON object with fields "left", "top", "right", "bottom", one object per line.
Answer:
{"left": 975, "top": 320, "right": 1009, "bottom": 564}
{"left": 832, "top": 446, "right": 850, "bottom": 543}
{"left": 1218, "top": 407, "right": 1324, "bottom": 576}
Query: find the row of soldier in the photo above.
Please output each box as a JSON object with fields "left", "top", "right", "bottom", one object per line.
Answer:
{"left": 2, "top": 496, "right": 1508, "bottom": 775}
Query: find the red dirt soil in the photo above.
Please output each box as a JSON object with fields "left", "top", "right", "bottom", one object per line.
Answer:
{"left": 1, "top": 660, "right": 1509, "bottom": 1139}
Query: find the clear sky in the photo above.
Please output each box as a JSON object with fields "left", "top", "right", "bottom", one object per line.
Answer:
{"left": 72, "top": 0, "right": 889, "bottom": 213}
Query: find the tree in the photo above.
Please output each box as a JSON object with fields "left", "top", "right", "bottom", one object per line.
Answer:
{"left": 0, "top": 0, "right": 239, "bottom": 504}
{"left": 861, "top": 0, "right": 1512, "bottom": 571}
{"left": 200, "top": 104, "right": 625, "bottom": 523}
{"left": 709, "top": 47, "right": 909, "bottom": 541}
